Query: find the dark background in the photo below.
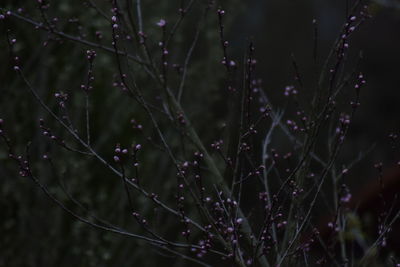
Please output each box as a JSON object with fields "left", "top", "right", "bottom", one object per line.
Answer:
{"left": 1, "top": 1, "right": 399, "bottom": 266}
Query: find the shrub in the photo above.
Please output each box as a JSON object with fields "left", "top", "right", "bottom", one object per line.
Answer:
{"left": 1, "top": 0, "right": 399, "bottom": 266}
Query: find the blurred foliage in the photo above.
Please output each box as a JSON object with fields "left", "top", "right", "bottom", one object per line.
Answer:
{"left": 0, "top": 0, "right": 247, "bottom": 266}
{"left": 1, "top": 0, "right": 400, "bottom": 266}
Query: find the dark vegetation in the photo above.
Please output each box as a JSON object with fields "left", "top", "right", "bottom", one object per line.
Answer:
{"left": 1, "top": 0, "right": 399, "bottom": 266}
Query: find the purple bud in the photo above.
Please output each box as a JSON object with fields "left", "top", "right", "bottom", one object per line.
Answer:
{"left": 156, "top": 19, "right": 166, "bottom": 27}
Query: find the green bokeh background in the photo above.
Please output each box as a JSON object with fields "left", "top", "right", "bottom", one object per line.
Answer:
{"left": 1, "top": 0, "right": 399, "bottom": 266}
